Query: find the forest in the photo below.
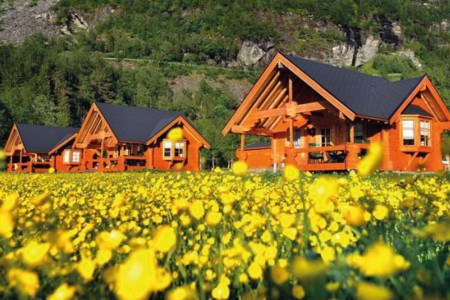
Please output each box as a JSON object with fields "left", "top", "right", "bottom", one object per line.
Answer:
{"left": 0, "top": 0, "right": 449, "bottom": 166}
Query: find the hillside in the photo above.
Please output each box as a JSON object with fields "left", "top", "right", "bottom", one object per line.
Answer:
{"left": 0, "top": 0, "right": 449, "bottom": 166}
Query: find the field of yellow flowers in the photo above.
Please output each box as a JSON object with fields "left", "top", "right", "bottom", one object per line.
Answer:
{"left": 0, "top": 162, "right": 449, "bottom": 298}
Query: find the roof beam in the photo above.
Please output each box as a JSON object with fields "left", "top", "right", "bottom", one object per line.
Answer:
{"left": 247, "top": 101, "right": 325, "bottom": 121}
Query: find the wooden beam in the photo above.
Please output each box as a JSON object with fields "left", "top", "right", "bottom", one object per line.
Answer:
{"left": 247, "top": 101, "right": 325, "bottom": 121}
{"left": 262, "top": 95, "right": 290, "bottom": 127}
{"left": 231, "top": 125, "right": 251, "bottom": 133}
{"left": 289, "top": 75, "right": 293, "bottom": 103}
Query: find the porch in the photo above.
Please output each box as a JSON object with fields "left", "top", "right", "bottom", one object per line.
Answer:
{"left": 237, "top": 142, "right": 370, "bottom": 171}
{"left": 7, "top": 161, "right": 52, "bottom": 173}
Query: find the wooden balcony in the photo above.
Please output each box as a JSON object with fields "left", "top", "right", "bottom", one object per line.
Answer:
{"left": 286, "top": 143, "right": 370, "bottom": 171}
{"left": 83, "top": 155, "right": 147, "bottom": 172}
{"left": 8, "top": 162, "right": 51, "bottom": 173}
{"left": 236, "top": 142, "right": 370, "bottom": 171}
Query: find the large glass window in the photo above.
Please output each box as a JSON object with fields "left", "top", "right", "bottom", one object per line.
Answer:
{"left": 354, "top": 123, "right": 364, "bottom": 142}
{"left": 402, "top": 120, "right": 415, "bottom": 145}
{"left": 420, "top": 121, "right": 430, "bottom": 146}
{"left": 63, "top": 150, "right": 71, "bottom": 164}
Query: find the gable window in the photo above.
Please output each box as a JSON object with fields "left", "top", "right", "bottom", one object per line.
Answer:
{"left": 402, "top": 120, "right": 415, "bottom": 145}
{"left": 163, "top": 140, "right": 186, "bottom": 160}
{"left": 420, "top": 121, "right": 430, "bottom": 146}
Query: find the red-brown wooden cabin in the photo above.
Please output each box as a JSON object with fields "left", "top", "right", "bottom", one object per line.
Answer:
{"left": 73, "top": 102, "right": 210, "bottom": 172}
{"left": 223, "top": 52, "right": 450, "bottom": 172}
{"left": 4, "top": 124, "right": 79, "bottom": 173}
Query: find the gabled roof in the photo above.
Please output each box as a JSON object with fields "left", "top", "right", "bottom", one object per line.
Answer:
{"left": 95, "top": 102, "right": 195, "bottom": 143}
{"left": 283, "top": 53, "right": 424, "bottom": 119}
{"left": 16, "top": 124, "right": 78, "bottom": 153}
{"left": 402, "top": 104, "right": 433, "bottom": 117}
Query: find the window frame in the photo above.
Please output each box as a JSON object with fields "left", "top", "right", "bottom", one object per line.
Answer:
{"left": 63, "top": 150, "right": 82, "bottom": 165}
{"left": 400, "top": 116, "right": 432, "bottom": 151}
{"left": 162, "top": 139, "right": 187, "bottom": 160}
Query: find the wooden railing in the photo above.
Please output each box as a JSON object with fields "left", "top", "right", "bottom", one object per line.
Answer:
{"left": 236, "top": 142, "right": 370, "bottom": 171}
{"left": 7, "top": 162, "right": 51, "bottom": 173}
{"left": 84, "top": 155, "right": 147, "bottom": 171}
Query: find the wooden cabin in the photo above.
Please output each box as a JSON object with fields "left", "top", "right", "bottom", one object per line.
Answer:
{"left": 223, "top": 52, "right": 450, "bottom": 172}
{"left": 4, "top": 124, "right": 78, "bottom": 173}
{"left": 72, "top": 102, "right": 210, "bottom": 172}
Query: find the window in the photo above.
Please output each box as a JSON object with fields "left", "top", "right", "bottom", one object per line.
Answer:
{"left": 402, "top": 120, "right": 415, "bottom": 145}
{"left": 321, "top": 128, "right": 331, "bottom": 147}
{"left": 286, "top": 128, "right": 302, "bottom": 148}
{"left": 63, "top": 150, "right": 71, "bottom": 164}
{"left": 354, "top": 123, "right": 364, "bottom": 142}
{"left": 163, "top": 140, "right": 186, "bottom": 160}
{"left": 175, "top": 142, "right": 184, "bottom": 157}
{"left": 163, "top": 141, "right": 172, "bottom": 158}
{"left": 420, "top": 121, "right": 430, "bottom": 146}
{"left": 72, "top": 151, "right": 81, "bottom": 163}
{"left": 63, "top": 150, "right": 81, "bottom": 164}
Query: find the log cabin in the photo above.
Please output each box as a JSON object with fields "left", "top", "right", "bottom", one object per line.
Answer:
{"left": 4, "top": 124, "right": 79, "bottom": 173}
{"left": 72, "top": 102, "right": 210, "bottom": 172}
{"left": 223, "top": 52, "right": 450, "bottom": 172}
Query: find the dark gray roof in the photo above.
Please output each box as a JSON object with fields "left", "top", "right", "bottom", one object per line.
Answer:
{"left": 16, "top": 124, "right": 78, "bottom": 153}
{"left": 245, "top": 141, "right": 271, "bottom": 149}
{"left": 96, "top": 102, "right": 185, "bottom": 143}
{"left": 283, "top": 53, "right": 424, "bottom": 120}
{"left": 402, "top": 104, "right": 433, "bottom": 117}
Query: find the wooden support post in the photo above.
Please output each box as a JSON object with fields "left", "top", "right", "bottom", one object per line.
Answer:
{"left": 289, "top": 76, "right": 293, "bottom": 103}
{"left": 19, "top": 150, "right": 22, "bottom": 163}
{"left": 99, "top": 137, "right": 104, "bottom": 171}
{"left": 289, "top": 118, "right": 294, "bottom": 146}
{"left": 240, "top": 134, "right": 245, "bottom": 151}
{"left": 349, "top": 123, "right": 355, "bottom": 143}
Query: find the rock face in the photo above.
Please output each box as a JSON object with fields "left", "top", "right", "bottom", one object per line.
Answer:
{"left": 0, "top": 0, "right": 59, "bottom": 45}
{"left": 327, "top": 16, "right": 404, "bottom": 67}
{"left": 237, "top": 40, "right": 276, "bottom": 68}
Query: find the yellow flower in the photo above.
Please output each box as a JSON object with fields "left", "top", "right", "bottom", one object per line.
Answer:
{"left": 248, "top": 262, "right": 263, "bottom": 280}
{"left": 279, "top": 213, "right": 295, "bottom": 228}
{"left": 413, "top": 222, "right": 450, "bottom": 242}
{"left": 232, "top": 161, "right": 248, "bottom": 176}
{"left": 355, "top": 242, "right": 409, "bottom": 277}
{"left": 167, "top": 127, "right": 184, "bottom": 142}
{"left": 7, "top": 268, "right": 40, "bottom": 297}
{"left": 0, "top": 210, "right": 14, "bottom": 238}
{"left": 96, "top": 249, "right": 113, "bottom": 266}
{"left": 345, "top": 205, "right": 366, "bottom": 226}
{"left": 326, "top": 282, "right": 340, "bottom": 293}
{"left": 21, "top": 241, "right": 51, "bottom": 267}
{"left": 292, "top": 285, "right": 305, "bottom": 299}
{"left": 206, "top": 211, "right": 222, "bottom": 226}
{"left": 48, "top": 167, "right": 56, "bottom": 174}
{"left": 77, "top": 256, "right": 96, "bottom": 282}
{"left": 152, "top": 225, "right": 177, "bottom": 253}
{"left": 270, "top": 265, "right": 289, "bottom": 285}
{"left": 96, "top": 230, "right": 125, "bottom": 250}
{"left": 372, "top": 205, "right": 389, "bottom": 221}
{"left": 283, "top": 164, "right": 299, "bottom": 182}
{"left": 356, "top": 282, "right": 392, "bottom": 300}
{"left": 47, "top": 283, "right": 76, "bottom": 300}
{"left": 357, "top": 142, "right": 383, "bottom": 177}
{"left": 308, "top": 177, "right": 338, "bottom": 214}
{"left": 211, "top": 283, "right": 230, "bottom": 300}
{"left": 2, "top": 192, "right": 19, "bottom": 211}
{"left": 292, "top": 257, "right": 327, "bottom": 281}
{"left": 114, "top": 249, "right": 157, "bottom": 300}
{"left": 189, "top": 200, "right": 205, "bottom": 220}
{"left": 166, "top": 286, "right": 199, "bottom": 300}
